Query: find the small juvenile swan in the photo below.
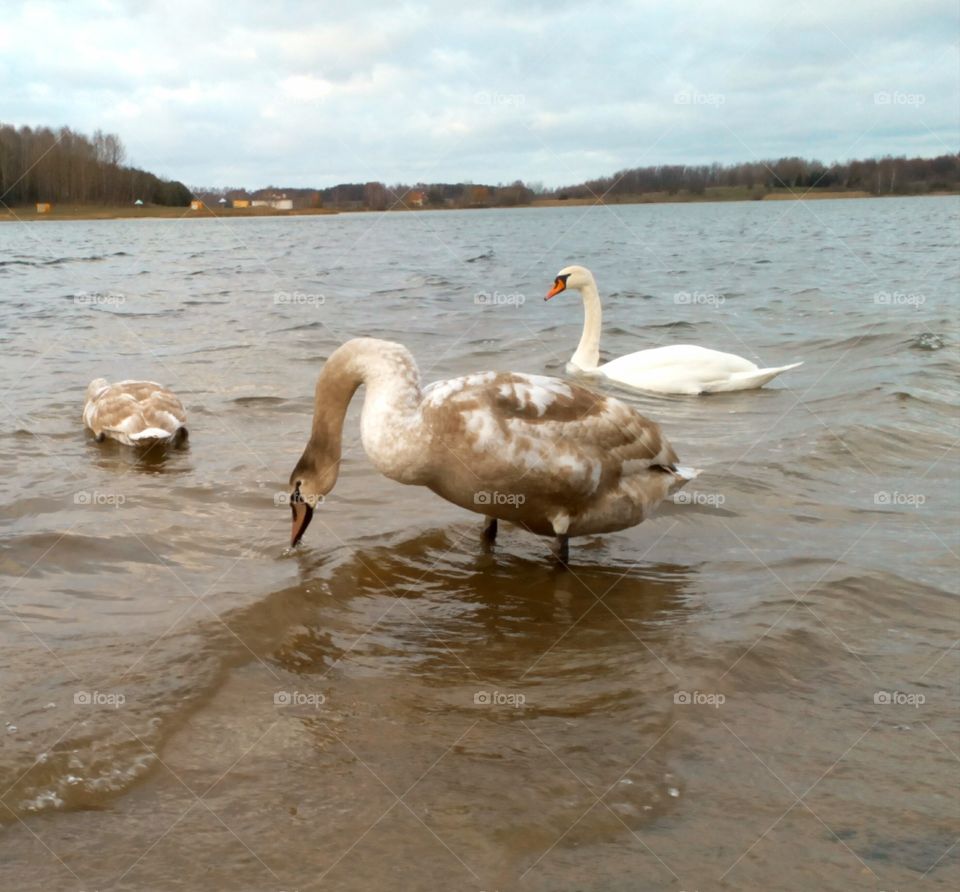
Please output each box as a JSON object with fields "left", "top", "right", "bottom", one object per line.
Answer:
{"left": 546, "top": 264, "right": 802, "bottom": 395}
{"left": 83, "top": 379, "right": 188, "bottom": 447}
{"left": 288, "top": 338, "right": 699, "bottom": 563}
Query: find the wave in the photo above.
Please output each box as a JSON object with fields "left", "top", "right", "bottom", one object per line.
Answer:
{"left": 4, "top": 251, "right": 133, "bottom": 268}
{"left": 465, "top": 249, "right": 494, "bottom": 262}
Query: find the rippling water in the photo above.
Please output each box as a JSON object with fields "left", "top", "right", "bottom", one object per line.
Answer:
{"left": 1, "top": 197, "right": 957, "bottom": 890}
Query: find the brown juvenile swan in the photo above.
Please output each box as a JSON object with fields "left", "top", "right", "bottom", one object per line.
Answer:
{"left": 83, "top": 379, "right": 187, "bottom": 447}
{"left": 288, "top": 338, "right": 699, "bottom": 563}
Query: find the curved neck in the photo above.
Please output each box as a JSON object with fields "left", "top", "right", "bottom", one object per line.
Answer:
{"left": 304, "top": 338, "right": 423, "bottom": 485}
{"left": 571, "top": 279, "right": 602, "bottom": 370}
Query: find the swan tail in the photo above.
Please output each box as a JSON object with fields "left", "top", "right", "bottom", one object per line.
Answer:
{"left": 716, "top": 361, "right": 803, "bottom": 391}
{"left": 127, "top": 426, "right": 188, "bottom": 446}
{"left": 665, "top": 465, "right": 701, "bottom": 494}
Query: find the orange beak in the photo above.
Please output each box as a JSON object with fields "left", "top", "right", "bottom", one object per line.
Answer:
{"left": 290, "top": 500, "right": 314, "bottom": 547}
{"left": 545, "top": 280, "right": 566, "bottom": 300}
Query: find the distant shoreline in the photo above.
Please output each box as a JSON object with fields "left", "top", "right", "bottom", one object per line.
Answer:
{"left": 0, "top": 205, "right": 341, "bottom": 222}
{"left": 2, "top": 189, "right": 956, "bottom": 222}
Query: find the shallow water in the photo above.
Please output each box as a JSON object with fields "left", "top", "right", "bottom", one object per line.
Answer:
{"left": 0, "top": 197, "right": 958, "bottom": 890}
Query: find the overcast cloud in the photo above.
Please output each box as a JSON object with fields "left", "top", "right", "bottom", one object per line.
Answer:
{"left": 1, "top": 0, "right": 957, "bottom": 188}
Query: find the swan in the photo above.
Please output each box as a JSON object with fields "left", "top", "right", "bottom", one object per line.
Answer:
{"left": 545, "top": 265, "right": 802, "bottom": 395}
{"left": 287, "top": 338, "right": 699, "bottom": 563}
{"left": 83, "top": 379, "right": 188, "bottom": 447}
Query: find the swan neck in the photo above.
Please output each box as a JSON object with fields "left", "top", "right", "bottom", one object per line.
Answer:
{"left": 572, "top": 280, "right": 602, "bottom": 370}
{"left": 303, "top": 352, "right": 358, "bottom": 483}
{"left": 305, "top": 338, "right": 423, "bottom": 483}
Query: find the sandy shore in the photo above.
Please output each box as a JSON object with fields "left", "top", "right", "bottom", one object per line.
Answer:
{"left": 0, "top": 204, "right": 340, "bottom": 222}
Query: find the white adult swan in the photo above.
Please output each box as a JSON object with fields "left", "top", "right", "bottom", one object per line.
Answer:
{"left": 287, "top": 338, "right": 699, "bottom": 563}
{"left": 83, "top": 379, "right": 188, "bottom": 446}
{"left": 546, "top": 265, "right": 802, "bottom": 395}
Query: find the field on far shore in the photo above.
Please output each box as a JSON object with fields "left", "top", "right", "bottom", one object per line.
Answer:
{"left": 4, "top": 187, "right": 952, "bottom": 221}
{"left": 531, "top": 186, "right": 879, "bottom": 206}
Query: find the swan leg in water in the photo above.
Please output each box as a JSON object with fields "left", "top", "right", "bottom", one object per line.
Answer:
{"left": 551, "top": 535, "right": 570, "bottom": 565}
{"left": 481, "top": 516, "right": 498, "bottom": 543}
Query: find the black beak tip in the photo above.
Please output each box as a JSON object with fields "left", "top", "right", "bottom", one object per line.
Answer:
{"left": 290, "top": 502, "right": 314, "bottom": 548}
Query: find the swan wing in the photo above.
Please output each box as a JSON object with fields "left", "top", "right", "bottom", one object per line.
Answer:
{"left": 422, "top": 372, "right": 676, "bottom": 502}
{"left": 601, "top": 344, "right": 758, "bottom": 376}
{"left": 598, "top": 344, "right": 763, "bottom": 394}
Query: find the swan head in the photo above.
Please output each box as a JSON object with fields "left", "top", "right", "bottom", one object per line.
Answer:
{"left": 545, "top": 265, "right": 595, "bottom": 300}
{"left": 287, "top": 452, "right": 336, "bottom": 547}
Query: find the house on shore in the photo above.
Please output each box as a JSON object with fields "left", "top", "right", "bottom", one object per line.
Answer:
{"left": 251, "top": 191, "right": 295, "bottom": 210}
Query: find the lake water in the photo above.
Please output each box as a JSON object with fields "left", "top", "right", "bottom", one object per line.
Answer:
{"left": 0, "top": 197, "right": 957, "bottom": 891}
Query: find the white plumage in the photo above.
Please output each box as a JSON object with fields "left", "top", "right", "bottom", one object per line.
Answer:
{"left": 546, "top": 265, "right": 802, "bottom": 395}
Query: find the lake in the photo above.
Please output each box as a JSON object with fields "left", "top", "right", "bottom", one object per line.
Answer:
{"left": 0, "top": 197, "right": 957, "bottom": 890}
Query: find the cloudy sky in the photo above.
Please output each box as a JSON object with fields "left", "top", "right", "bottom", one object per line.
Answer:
{"left": 1, "top": 0, "right": 957, "bottom": 189}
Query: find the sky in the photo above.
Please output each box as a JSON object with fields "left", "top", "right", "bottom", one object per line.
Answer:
{"left": 1, "top": 0, "right": 957, "bottom": 189}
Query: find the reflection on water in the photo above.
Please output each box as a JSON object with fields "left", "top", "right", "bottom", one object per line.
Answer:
{"left": 218, "top": 530, "right": 697, "bottom": 883}
{"left": 274, "top": 528, "right": 694, "bottom": 685}
{"left": 85, "top": 434, "right": 191, "bottom": 472}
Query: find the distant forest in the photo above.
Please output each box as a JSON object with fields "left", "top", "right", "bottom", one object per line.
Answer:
{"left": 192, "top": 180, "right": 537, "bottom": 211}
{"left": 557, "top": 153, "right": 960, "bottom": 200}
{"left": 0, "top": 123, "right": 192, "bottom": 206}
{"left": 2, "top": 120, "right": 956, "bottom": 212}
{"left": 197, "top": 152, "right": 960, "bottom": 211}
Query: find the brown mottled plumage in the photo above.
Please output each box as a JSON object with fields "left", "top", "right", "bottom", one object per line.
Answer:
{"left": 288, "top": 338, "right": 698, "bottom": 562}
{"left": 83, "top": 379, "right": 187, "bottom": 447}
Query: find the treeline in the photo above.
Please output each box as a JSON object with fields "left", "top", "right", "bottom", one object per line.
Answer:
{"left": 196, "top": 153, "right": 959, "bottom": 213}
{"left": 193, "top": 180, "right": 538, "bottom": 211}
{"left": 557, "top": 153, "right": 960, "bottom": 199}
{"left": 0, "top": 123, "right": 192, "bottom": 206}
